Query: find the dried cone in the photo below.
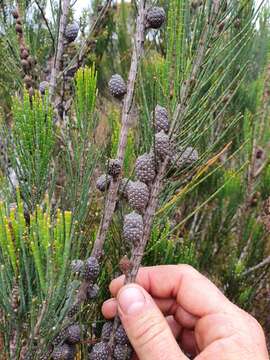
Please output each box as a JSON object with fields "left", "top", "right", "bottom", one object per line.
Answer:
{"left": 123, "top": 211, "right": 144, "bottom": 246}
{"left": 108, "top": 159, "right": 121, "bottom": 177}
{"left": 114, "top": 344, "right": 133, "bottom": 360}
{"left": 81, "top": 256, "right": 100, "bottom": 281}
{"left": 66, "top": 324, "right": 82, "bottom": 344}
{"left": 70, "top": 259, "right": 84, "bottom": 273}
{"left": 172, "top": 146, "right": 199, "bottom": 168}
{"left": 135, "top": 153, "right": 156, "bottom": 183}
{"left": 39, "top": 81, "right": 49, "bottom": 95}
{"left": 108, "top": 74, "right": 127, "bottom": 99}
{"left": 101, "top": 321, "right": 113, "bottom": 341}
{"left": 65, "top": 23, "right": 79, "bottom": 43}
{"left": 119, "top": 178, "right": 133, "bottom": 199}
{"left": 119, "top": 255, "right": 132, "bottom": 275}
{"left": 89, "top": 342, "right": 110, "bottom": 360}
{"left": 96, "top": 174, "right": 112, "bottom": 192}
{"left": 146, "top": 7, "right": 166, "bottom": 29}
{"left": 24, "top": 75, "right": 32, "bottom": 87}
{"left": 86, "top": 283, "right": 99, "bottom": 300}
{"left": 115, "top": 325, "right": 129, "bottom": 345}
{"left": 155, "top": 130, "right": 171, "bottom": 161}
{"left": 21, "top": 59, "right": 29, "bottom": 71}
{"left": 11, "top": 8, "right": 19, "bottom": 19}
{"left": 127, "top": 181, "right": 149, "bottom": 213}
{"left": 15, "top": 23, "right": 23, "bottom": 33}
{"left": 20, "top": 49, "right": 29, "bottom": 60}
{"left": 51, "top": 343, "right": 76, "bottom": 360}
{"left": 154, "top": 104, "right": 169, "bottom": 133}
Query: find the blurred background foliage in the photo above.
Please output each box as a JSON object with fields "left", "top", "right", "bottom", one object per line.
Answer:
{"left": 0, "top": 0, "right": 270, "bottom": 358}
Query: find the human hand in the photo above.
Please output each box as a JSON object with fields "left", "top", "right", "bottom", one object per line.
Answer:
{"left": 102, "top": 265, "right": 269, "bottom": 360}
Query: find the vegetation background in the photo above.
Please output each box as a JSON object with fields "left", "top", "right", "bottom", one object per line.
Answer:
{"left": 0, "top": 0, "right": 269, "bottom": 359}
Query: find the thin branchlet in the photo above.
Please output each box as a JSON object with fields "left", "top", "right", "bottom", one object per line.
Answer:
{"left": 49, "top": 0, "right": 70, "bottom": 101}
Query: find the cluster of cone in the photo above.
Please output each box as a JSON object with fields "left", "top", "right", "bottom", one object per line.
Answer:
{"left": 12, "top": 8, "right": 36, "bottom": 96}
{"left": 38, "top": 22, "right": 79, "bottom": 96}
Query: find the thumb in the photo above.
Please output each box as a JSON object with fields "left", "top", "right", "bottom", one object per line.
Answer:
{"left": 116, "top": 284, "right": 187, "bottom": 360}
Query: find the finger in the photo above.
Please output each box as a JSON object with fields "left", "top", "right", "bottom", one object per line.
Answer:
{"left": 109, "top": 265, "right": 236, "bottom": 317}
{"left": 102, "top": 301, "right": 197, "bottom": 355}
{"left": 102, "top": 298, "right": 117, "bottom": 318}
{"left": 180, "top": 329, "right": 198, "bottom": 357}
{"left": 102, "top": 297, "right": 197, "bottom": 329}
{"left": 166, "top": 315, "right": 182, "bottom": 339}
{"left": 117, "top": 284, "right": 188, "bottom": 360}
{"left": 102, "top": 302, "right": 183, "bottom": 340}
{"left": 195, "top": 311, "right": 269, "bottom": 356}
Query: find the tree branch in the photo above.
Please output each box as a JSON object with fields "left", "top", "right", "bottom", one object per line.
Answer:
{"left": 243, "top": 256, "right": 270, "bottom": 276}
{"left": 49, "top": 0, "right": 70, "bottom": 101}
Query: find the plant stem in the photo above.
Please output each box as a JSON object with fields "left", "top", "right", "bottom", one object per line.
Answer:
{"left": 49, "top": 0, "right": 70, "bottom": 101}
{"left": 65, "top": 0, "right": 146, "bottom": 315}
{"left": 92, "top": 0, "right": 146, "bottom": 257}
{"left": 127, "top": 1, "right": 222, "bottom": 283}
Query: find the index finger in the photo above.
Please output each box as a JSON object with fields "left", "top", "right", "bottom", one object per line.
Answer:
{"left": 109, "top": 265, "right": 238, "bottom": 318}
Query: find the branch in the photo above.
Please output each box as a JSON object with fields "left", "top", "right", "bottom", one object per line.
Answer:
{"left": 127, "top": 1, "right": 222, "bottom": 283}
{"left": 92, "top": 0, "right": 146, "bottom": 257}
{"left": 49, "top": 0, "right": 70, "bottom": 101}
{"left": 243, "top": 256, "right": 270, "bottom": 276}
{"left": 34, "top": 0, "right": 55, "bottom": 50}
{"left": 62, "top": 0, "right": 146, "bottom": 319}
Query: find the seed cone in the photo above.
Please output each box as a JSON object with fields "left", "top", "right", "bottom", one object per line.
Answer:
{"left": 154, "top": 105, "right": 169, "bottom": 133}
{"left": 172, "top": 146, "right": 199, "bottom": 168}
{"left": 101, "top": 321, "right": 113, "bottom": 341}
{"left": 66, "top": 324, "right": 82, "bottom": 344}
{"left": 81, "top": 256, "right": 100, "bottom": 281}
{"left": 123, "top": 211, "right": 144, "bottom": 245}
{"left": 11, "top": 8, "right": 19, "bottom": 19}
{"left": 114, "top": 344, "right": 133, "bottom": 360}
{"left": 154, "top": 130, "right": 171, "bottom": 160}
{"left": 108, "top": 74, "right": 127, "bottom": 99}
{"left": 65, "top": 23, "right": 79, "bottom": 43}
{"left": 146, "top": 7, "right": 166, "bottom": 29}
{"left": 20, "top": 49, "right": 29, "bottom": 60}
{"left": 87, "top": 283, "right": 99, "bottom": 300}
{"left": 52, "top": 343, "right": 76, "bottom": 360}
{"left": 115, "top": 325, "right": 129, "bottom": 345}
{"left": 71, "top": 259, "right": 84, "bottom": 273}
{"left": 15, "top": 23, "right": 23, "bottom": 33}
{"left": 39, "top": 81, "right": 49, "bottom": 95}
{"left": 127, "top": 181, "right": 149, "bottom": 212}
{"left": 96, "top": 174, "right": 112, "bottom": 192}
{"left": 119, "top": 178, "right": 133, "bottom": 199}
{"left": 135, "top": 153, "right": 156, "bottom": 183}
{"left": 108, "top": 159, "right": 121, "bottom": 177}
{"left": 89, "top": 342, "right": 110, "bottom": 360}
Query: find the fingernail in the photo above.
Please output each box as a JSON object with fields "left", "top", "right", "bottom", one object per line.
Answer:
{"left": 118, "top": 286, "right": 146, "bottom": 315}
{"left": 103, "top": 298, "right": 116, "bottom": 305}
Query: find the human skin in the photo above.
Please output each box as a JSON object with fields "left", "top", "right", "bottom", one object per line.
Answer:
{"left": 102, "top": 265, "right": 269, "bottom": 360}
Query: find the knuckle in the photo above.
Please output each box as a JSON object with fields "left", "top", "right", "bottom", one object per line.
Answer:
{"left": 177, "top": 263, "right": 198, "bottom": 275}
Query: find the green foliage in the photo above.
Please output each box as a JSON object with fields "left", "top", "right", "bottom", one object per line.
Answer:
{"left": 10, "top": 91, "right": 55, "bottom": 211}
{"left": 0, "top": 193, "right": 75, "bottom": 358}
{"left": 60, "top": 66, "right": 99, "bottom": 238}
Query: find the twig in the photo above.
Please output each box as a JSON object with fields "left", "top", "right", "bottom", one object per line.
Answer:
{"left": 49, "top": 0, "right": 70, "bottom": 101}
{"left": 92, "top": 0, "right": 146, "bottom": 257}
{"left": 126, "top": 0, "right": 222, "bottom": 283}
{"left": 34, "top": 0, "right": 55, "bottom": 50}
{"left": 60, "top": 0, "right": 112, "bottom": 79}
{"left": 243, "top": 256, "right": 270, "bottom": 276}
{"left": 63, "top": 0, "right": 146, "bottom": 319}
